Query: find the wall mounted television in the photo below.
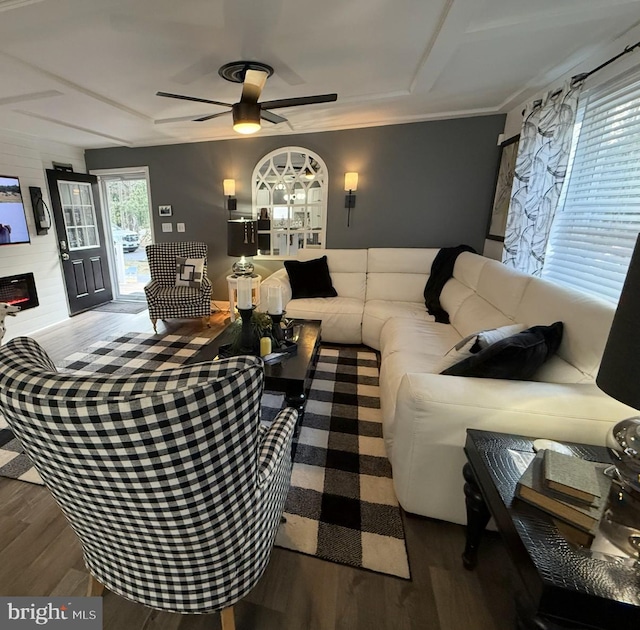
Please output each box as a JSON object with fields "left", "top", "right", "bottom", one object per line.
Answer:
{"left": 0, "top": 175, "right": 31, "bottom": 245}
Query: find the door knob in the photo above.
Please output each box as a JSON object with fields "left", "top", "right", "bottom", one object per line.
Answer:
{"left": 61, "top": 253, "right": 70, "bottom": 261}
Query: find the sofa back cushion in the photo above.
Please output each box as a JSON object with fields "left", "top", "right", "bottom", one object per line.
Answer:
{"left": 443, "top": 252, "right": 615, "bottom": 380}
{"left": 442, "top": 253, "right": 532, "bottom": 331}
{"left": 477, "top": 259, "right": 532, "bottom": 319}
{"left": 296, "top": 249, "right": 367, "bottom": 301}
{"left": 439, "top": 252, "right": 508, "bottom": 336}
{"left": 366, "top": 248, "right": 439, "bottom": 303}
{"left": 516, "top": 276, "right": 615, "bottom": 379}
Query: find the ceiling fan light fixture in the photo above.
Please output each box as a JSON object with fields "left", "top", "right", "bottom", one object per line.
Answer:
{"left": 232, "top": 102, "right": 261, "bottom": 135}
{"left": 233, "top": 121, "right": 261, "bottom": 135}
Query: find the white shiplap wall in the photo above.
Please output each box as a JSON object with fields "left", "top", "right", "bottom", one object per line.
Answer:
{"left": 0, "top": 129, "right": 86, "bottom": 340}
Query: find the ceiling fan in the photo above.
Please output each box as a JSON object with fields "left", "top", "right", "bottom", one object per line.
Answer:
{"left": 155, "top": 60, "right": 338, "bottom": 134}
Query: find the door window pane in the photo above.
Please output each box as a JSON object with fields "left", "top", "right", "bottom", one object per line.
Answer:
{"left": 59, "top": 182, "right": 100, "bottom": 251}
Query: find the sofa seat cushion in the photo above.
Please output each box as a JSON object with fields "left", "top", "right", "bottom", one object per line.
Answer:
{"left": 531, "top": 355, "right": 591, "bottom": 384}
{"left": 379, "top": 317, "right": 461, "bottom": 361}
{"left": 285, "top": 297, "right": 363, "bottom": 344}
{"left": 379, "top": 349, "right": 444, "bottom": 455}
{"left": 362, "top": 300, "right": 435, "bottom": 350}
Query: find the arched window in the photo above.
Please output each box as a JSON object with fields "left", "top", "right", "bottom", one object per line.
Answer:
{"left": 252, "top": 147, "right": 328, "bottom": 258}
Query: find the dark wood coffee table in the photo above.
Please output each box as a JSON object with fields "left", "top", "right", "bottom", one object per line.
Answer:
{"left": 187, "top": 319, "right": 322, "bottom": 415}
{"left": 463, "top": 429, "right": 640, "bottom": 630}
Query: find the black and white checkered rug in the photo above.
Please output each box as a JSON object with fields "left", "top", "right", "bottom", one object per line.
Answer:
{"left": 59, "top": 331, "right": 210, "bottom": 374}
{"left": 0, "top": 333, "right": 410, "bottom": 579}
{"left": 276, "top": 346, "right": 410, "bottom": 578}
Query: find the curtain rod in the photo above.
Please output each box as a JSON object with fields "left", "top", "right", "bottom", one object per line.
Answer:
{"left": 571, "top": 39, "right": 640, "bottom": 85}
{"left": 523, "top": 40, "right": 640, "bottom": 114}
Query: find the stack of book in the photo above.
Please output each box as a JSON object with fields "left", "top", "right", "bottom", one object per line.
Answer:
{"left": 516, "top": 448, "right": 611, "bottom": 547}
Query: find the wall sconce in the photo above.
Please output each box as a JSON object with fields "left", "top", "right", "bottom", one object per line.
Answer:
{"left": 223, "top": 179, "right": 237, "bottom": 215}
{"left": 344, "top": 172, "right": 358, "bottom": 227}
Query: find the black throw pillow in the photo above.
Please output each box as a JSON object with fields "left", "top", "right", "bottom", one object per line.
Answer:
{"left": 284, "top": 255, "right": 338, "bottom": 299}
{"left": 441, "top": 322, "right": 564, "bottom": 380}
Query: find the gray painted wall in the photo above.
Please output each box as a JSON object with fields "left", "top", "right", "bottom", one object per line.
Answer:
{"left": 85, "top": 115, "right": 505, "bottom": 300}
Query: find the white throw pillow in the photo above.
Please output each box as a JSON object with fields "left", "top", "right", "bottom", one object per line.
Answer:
{"left": 476, "top": 323, "right": 526, "bottom": 350}
{"left": 437, "top": 323, "right": 526, "bottom": 373}
{"left": 436, "top": 334, "right": 479, "bottom": 372}
{"left": 175, "top": 256, "right": 205, "bottom": 288}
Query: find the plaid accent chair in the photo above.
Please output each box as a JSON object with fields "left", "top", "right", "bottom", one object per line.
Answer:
{"left": 145, "top": 242, "right": 212, "bottom": 332}
{"left": 0, "top": 336, "right": 298, "bottom": 628}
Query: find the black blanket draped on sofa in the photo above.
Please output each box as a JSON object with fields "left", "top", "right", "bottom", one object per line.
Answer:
{"left": 424, "top": 245, "right": 476, "bottom": 324}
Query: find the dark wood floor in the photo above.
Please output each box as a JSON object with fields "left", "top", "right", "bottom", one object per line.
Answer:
{"left": 0, "top": 307, "right": 520, "bottom": 629}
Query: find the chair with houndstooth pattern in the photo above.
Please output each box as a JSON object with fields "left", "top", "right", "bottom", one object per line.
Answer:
{"left": 0, "top": 336, "right": 298, "bottom": 630}
{"left": 145, "top": 241, "right": 212, "bottom": 333}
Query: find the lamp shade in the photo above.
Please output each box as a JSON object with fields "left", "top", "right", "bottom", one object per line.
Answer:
{"left": 344, "top": 172, "right": 358, "bottom": 192}
{"left": 227, "top": 220, "right": 258, "bottom": 257}
{"left": 596, "top": 233, "right": 640, "bottom": 410}
{"left": 223, "top": 179, "right": 235, "bottom": 196}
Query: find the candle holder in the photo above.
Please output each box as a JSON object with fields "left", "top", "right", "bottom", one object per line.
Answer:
{"left": 238, "top": 306, "right": 257, "bottom": 354}
{"left": 269, "top": 312, "right": 285, "bottom": 348}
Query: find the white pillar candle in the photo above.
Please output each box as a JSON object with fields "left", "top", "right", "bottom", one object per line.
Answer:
{"left": 268, "top": 285, "right": 283, "bottom": 315}
{"left": 236, "top": 276, "right": 253, "bottom": 309}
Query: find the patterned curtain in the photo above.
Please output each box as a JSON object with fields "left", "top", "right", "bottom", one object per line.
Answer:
{"left": 502, "top": 80, "right": 583, "bottom": 275}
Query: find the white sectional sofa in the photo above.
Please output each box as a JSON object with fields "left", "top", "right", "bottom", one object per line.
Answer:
{"left": 259, "top": 248, "right": 634, "bottom": 525}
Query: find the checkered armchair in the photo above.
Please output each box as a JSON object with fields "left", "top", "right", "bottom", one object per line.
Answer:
{"left": 145, "top": 242, "right": 212, "bottom": 332}
{"left": 0, "top": 336, "right": 298, "bottom": 624}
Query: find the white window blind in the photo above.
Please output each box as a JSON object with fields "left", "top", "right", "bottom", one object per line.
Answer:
{"left": 541, "top": 68, "right": 640, "bottom": 304}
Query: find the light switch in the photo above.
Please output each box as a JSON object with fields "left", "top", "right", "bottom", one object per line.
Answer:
{"left": 177, "top": 222, "right": 185, "bottom": 232}
{"left": 162, "top": 223, "right": 173, "bottom": 232}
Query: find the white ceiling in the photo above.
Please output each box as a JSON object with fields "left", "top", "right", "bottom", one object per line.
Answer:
{"left": 0, "top": 0, "right": 638, "bottom": 149}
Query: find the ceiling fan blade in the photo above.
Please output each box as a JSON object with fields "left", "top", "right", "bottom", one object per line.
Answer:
{"left": 193, "top": 111, "right": 231, "bottom": 122}
{"left": 242, "top": 69, "right": 268, "bottom": 102}
{"left": 260, "top": 109, "right": 287, "bottom": 124}
{"left": 154, "top": 111, "right": 229, "bottom": 125}
{"left": 259, "top": 93, "right": 338, "bottom": 110}
{"left": 154, "top": 114, "right": 213, "bottom": 125}
{"left": 156, "top": 91, "right": 232, "bottom": 108}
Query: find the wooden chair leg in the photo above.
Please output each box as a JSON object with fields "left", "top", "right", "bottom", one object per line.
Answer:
{"left": 220, "top": 606, "right": 235, "bottom": 630}
{"left": 86, "top": 575, "right": 104, "bottom": 597}
{"left": 151, "top": 318, "right": 157, "bottom": 333}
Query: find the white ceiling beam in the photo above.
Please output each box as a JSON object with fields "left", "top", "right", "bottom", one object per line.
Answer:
{"left": 466, "top": 0, "right": 640, "bottom": 41}
{"left": 13, "top": 110, "right": 133, "bottom": 146}
{"left": 409, "top": 0, "right": 483, "bottom": 96}
{"left": 0, "top": 90, "right": 62, "bottom": 106}
{"left": 0, "top": 0, "right": 46, "bottom": 13}
{"left": 0, "top": 50, "right": 152, "bottom": 122}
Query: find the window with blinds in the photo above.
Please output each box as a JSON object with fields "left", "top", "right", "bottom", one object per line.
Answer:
{"left": 541, "top": 68, "right": 640, "bottom": 304}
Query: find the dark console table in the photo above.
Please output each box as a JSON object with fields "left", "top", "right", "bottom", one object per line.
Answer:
{"left": 463, "top": 429, "right": 640, "bottom": 630}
